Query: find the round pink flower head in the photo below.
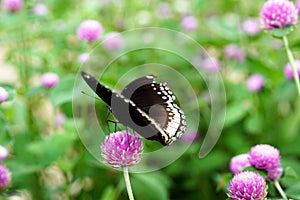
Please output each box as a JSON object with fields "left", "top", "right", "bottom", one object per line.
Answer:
{"left": 103, "top": 32, "right": 124, "bottom": 50}
{"left": 224, "top": 44, "right": 245, "bottom": 63}
{"left": 77, "top": 20, "right": 103, "bottom": 42}
{"left": 247, "top": 74, "right": 264, "bottom": 92}
{"left": 227, "top": 171, "right": 268, "bottom": 200}
{"left": 0, "top": 87, "right": 9, "bottom": 103}
{"left": 242, "top": 18, "right": 260, "bottom": 35}
{"left": 181, "top": 15, "right": 198, "bottom": 31}
{"left": 230, "top": 154, "right": 251, "bottom": 174}
{"left": 32, "top": 3, "right": 48, "bottom": 16}
{"left": 78, "top": 52, "right": 90, "bottom": 63}
{"left": 101, "top": 131, "right": 143, "bottom": 168}
{"left": 0, "top": 164, "right": 11, "bottom": 191}
{"left": 296, "top": 0, "right": 300, "bottom": 13}
{"left": 0, "top": 146, "right": 8, "bottom": 162}
{"left": 41, "top": 72, "right": 59, "bottom": 88}
{"left": 248, "top": 144, "right": 281, "bottom": 170}
{"left": 260, "top": 0, "right": 298, "bottom": 30}
{"left": 182, "top": 131, "right": 199, "bottom": 143}
{"left": 267, "top": 167, "right": 283, "bottom": 181}
{"left": 284, "top": 60, "right": 300, "bottom": 80}
{"left": 2, "top": 0, "right": 23, "bottom": 12}
{"left": 202, "top": 57, "right": 220, "bottom": 72}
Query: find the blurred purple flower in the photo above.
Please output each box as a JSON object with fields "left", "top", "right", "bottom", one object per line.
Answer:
{"left": 0, "top": 164, "right": 11, "bottom": 191}
{"left": 32, "top": 3, "right": 48, "bottom": 16}
{"left": 156, "top": 3, "right": 172, "bottom": 19}
{"left": 241, "top": 18, "right": 260, "bottom": 35}
{"left": 229, "top": 154, "right": 251, "bottom": 174}
{"left": 55, "top": 113, "right": 66, "bottom": 127}
{"left": 0, "top": 146, "right": 8, "bottom": 162}
{"left": 202, "top": 57, "right": 220, "bottom": 72}
{"left": 224, "top": 44, "right": 245, "bottom": 63}
{"left": 2, "top": 0, "right": 23, "bottom": 12}
{"left": 77, "top": 20, "right": 103, "bottom": 42}
{"left": 78, "top": 52, "right": 90, "bottom": 63}
{"left": 0, "top": 87, "right": 9, "bottom": 103}
{"left": 181, "top": 15, "right": 198, "bottom": 31}
{"left": 260, "top": 0, "right": 298, "bottom": 30}
{"left": 41, "top": 72, "right": 59, "bottom": 88}
{"left": 284, "top": 60, "right": 300, "bottom": 80}
{"left": 103, "top": 32, "right": 124, "bottom": 50}
{"left": 248, "top": 144, "right": 281, "bottom": 170}
{"left": 246, "top": 74, "right": 264, "bottom": 92}
{"left": 101, "top": 131, "right": 143, "bottom": 168}
{"left": 182, "top": 131, "right": 199, "bottom": 143}
{"left": 267, "top": 167, "right": 283, "bottom": 181}
{"left": 296, "top": 0, "right": 300, "bottom": 13}
{"left": 227, "top": 171, "right": 268, "bottom": 200}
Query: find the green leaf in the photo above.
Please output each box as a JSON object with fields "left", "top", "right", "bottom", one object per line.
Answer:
{"left": 49, "top": 75, "right": 76, "bottom": 107}
{"left": 25, "top": 85, "right": 44, "bottom": 97}
{"left": 285, "top": 182, "right": 300, "bottom": 199}
{"left": 271, "top": 25, "right": 294, "bottom": 38}
{"left": 100, "top": 186, "right": 119, "bottom": 200}
{"left": 284, "top": 166, "right": 298, "bottom": 179}
{"left": 224, "top": 102, "right": 249, "bottom": 127}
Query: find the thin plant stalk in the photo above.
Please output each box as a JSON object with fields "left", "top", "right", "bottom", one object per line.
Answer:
{"left": 123, "top": 167, "right": 135, "bottom": 200}
{"left": 274, "top": 180, "right": 288, "bottom": 200}
{"left": 282, "top": 35, "right": 300, "bottom": 96}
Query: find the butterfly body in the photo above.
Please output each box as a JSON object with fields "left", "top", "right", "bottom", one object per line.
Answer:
{"left": 81, "top": 71, "right": 186, "bottom": 145}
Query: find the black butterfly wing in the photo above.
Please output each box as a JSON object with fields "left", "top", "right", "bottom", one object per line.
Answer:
{"left": 121, "top": 75, "right": 186, "bottom": 145}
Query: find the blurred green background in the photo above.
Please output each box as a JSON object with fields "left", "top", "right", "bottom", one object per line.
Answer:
{"left": 1, "top": 0, "right": 300, "bottom": 199}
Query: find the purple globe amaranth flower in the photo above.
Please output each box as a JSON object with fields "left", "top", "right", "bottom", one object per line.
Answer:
{"left": 0, "top": 87, "right": 9, "bottom": 103}
{"left": 0, "top": 146, "right": 8, "bottom": 162}
{"left": 2, "top": 0, "right": 23, "bottom": 12}
{"left": 267, "top": 167, "right": 283, "bottom": 181}
{"left": 78, "top": 52, "right": 90, "bottom": 63}
{"left": 41, "top": 72, "right": 59, "bottom": 88}
{"left": 101, "top": 131, "right": 143, "bottom": 168}
{"left": 228, "top": 171, "right": 268, "bottom": 200}
{"left": 296, "top": 0, "right": 300, "bottom": 14}
{"left": 103, "top": 32, "right": 124, "bottom": 50}
{"left": 182, "top": 131, "right": 199, "bottom": 143}
{"left": 247, "top": 74, "right": 264, "bottom": 92}
{"left": 181, "top": 15, "right": 198, "bottom": 31}
{"left": 224, "top": 44, "right": 245, "bottom": 63}
{"left": 202, "top": 57, "right": 220, "bottom": 72}
{"left": 77, "top": 20, "right": 103, "bottom": 42}
{"left": 230, "top": 154, "right": 251, "bottom": 174}
{"left": 248, "top": 144, "right": 281, "bottom": 170}
{"left": 32, "top": 3, "right": 49, "bottom": 16}
{"left": 242, "top": 18, "right": 260, "bottom": 35}
{"left": 260, "top": 0, "right": 298, "bottom": 30}
{"left": 0, "top": 165, "right": 11, "bottom": 191}
{"left": 284, "top": 60, "right": 300, "bottom": 80}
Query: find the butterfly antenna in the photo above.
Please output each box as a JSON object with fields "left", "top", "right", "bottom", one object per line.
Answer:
{"left": 81, "top": 91, "right": 102, "bottom": 101}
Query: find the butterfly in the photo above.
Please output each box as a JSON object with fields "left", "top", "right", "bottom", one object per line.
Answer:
{"left": 81, "top": 71, "right": 186, "bottom": 145}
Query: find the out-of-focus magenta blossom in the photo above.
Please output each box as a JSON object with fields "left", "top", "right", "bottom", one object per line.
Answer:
{"left": 181, "top": 15, "right": 198, "bottom": 31}
{"left": 101, "top": 131, "right": 143, "bottom": 168}
{"left": 32, "top": 3, "right": 48, "bottom": 16}
{"left": 246, "top": 74, "right": 264, "bottom": 92}
{"left": 103, "top": 32, "right": 124, "bottom": 50}
{"left": 260, "top": 0, "right": 298, "bottom": 30}
{"left": 284, "top": 60, "right": 300, "bottom": 80}
{"left": 41, "top": 72, "right": 59, "bottom": 88}
{"left": 182, "top": 131, "right": 199, "bottom": 143}
{"left": 0, "top": 146, "right": 8, "bottom": 162}
{"left": 156, "top": 3, "right": 172, "bottom": 19}
{"left": 202, "top": 57, "right": 220, "bottom": 72}
{"left": 0, "top": 87, "right": 9, "bottom": 103}
{"left": 77, "top": 20, "right": 103, "bottom": 42}
{"left": 229, "top": 154, "right": 251, "bottom": 174}
{"left": 296, "top": 0, "right": 300, "bottom": 14}
{"left": 227, "top": 171, "right": 268, "bottom": 200}
{"left": 55, "top": 113, "right": 66, "bottom": 127}
{"left": 78, "top": 53, "right": 90, "bottom": 63}
{"left": 267, "top": 167, "right": 283, "bottom": 181}
{"left": 2, "top": 0, "right": 23, "bottom": 12}
{"left": 224, "top": 45, "right": 245, "bottom": 63}
{"left": 0, "top": 165, "right": 11, "bottom": 191}
{"left": 242, "top": 18, "right": 260, "bottom": 35}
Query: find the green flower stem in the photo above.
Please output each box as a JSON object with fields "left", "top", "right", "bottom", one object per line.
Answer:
{"left": 283, "top": 35, "right": 300, "bottom": 96}
{"left": 274, "top": 180, "right": 288, "bottom": 200}
{"left": 123, "top": 167, "right": 135, "bottom": 200}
